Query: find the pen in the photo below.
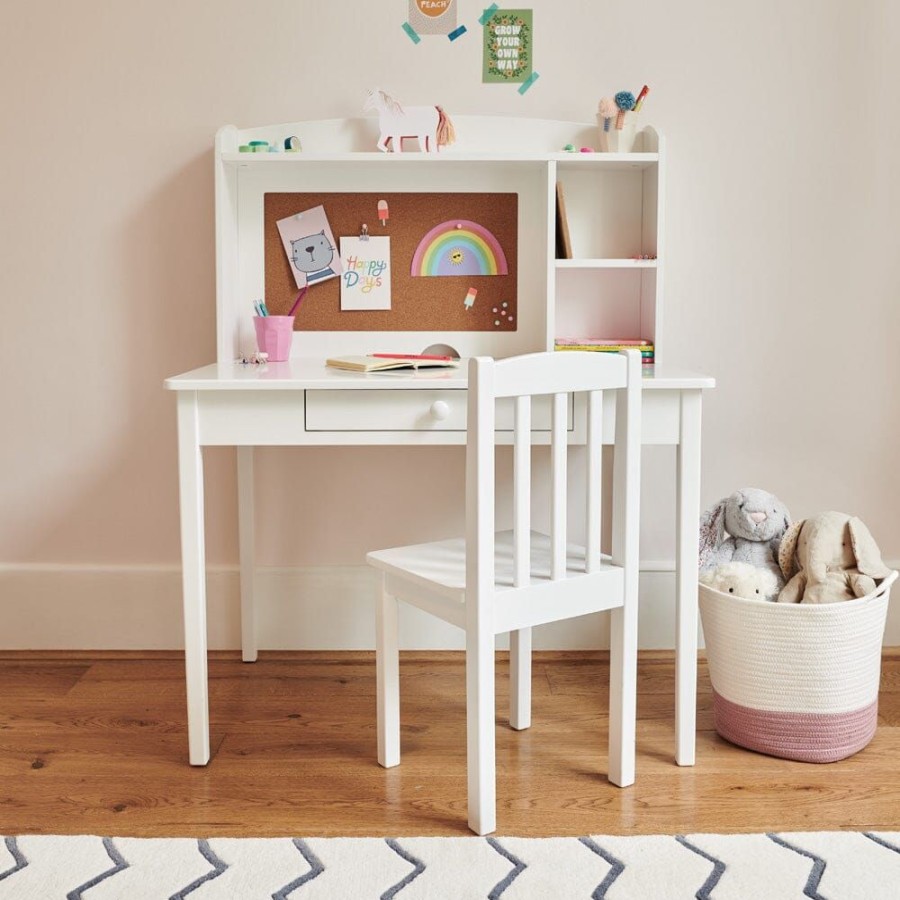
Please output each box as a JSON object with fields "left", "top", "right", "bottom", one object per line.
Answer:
{"left": 633, "top": 85, "right": 649, "bottom": 113}
{"left": 369, "top": 353, "right": 453, "bottom": 361}
{"left": 253, "top": 300, "right": 266, "bottom": 317}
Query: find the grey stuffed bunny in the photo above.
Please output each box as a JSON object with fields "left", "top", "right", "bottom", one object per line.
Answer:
{"left": 699, "top": 488, "right": 791, "bottom": 599}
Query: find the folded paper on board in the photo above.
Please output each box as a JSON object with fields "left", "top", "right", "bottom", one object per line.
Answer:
{"left": 276, "top": 205, "right": 342, "bottom": 289}
{"left": 340, "top": 236, "right": 392, "bottom": 311}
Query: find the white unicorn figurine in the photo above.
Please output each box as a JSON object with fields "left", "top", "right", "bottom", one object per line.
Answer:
{"left": 363, "top": 88, "right": 456, "bottom": 154}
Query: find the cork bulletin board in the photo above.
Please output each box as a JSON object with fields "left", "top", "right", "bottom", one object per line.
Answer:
{"left": 264, "top": 193, "right": 518, "bottom": 331}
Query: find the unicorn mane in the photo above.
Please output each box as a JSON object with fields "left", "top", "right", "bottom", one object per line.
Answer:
{"left": 365, "top": 87, "right": 404, "bottom": 116}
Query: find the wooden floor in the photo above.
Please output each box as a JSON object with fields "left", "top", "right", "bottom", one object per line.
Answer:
{"left": 1, "top": 650, "right": 898, "bottom": 837}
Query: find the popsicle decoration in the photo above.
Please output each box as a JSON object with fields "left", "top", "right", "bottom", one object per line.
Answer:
{"left": 633, "top": 84, "right": 649, "bottom": 113}
{"left": 598, "top": 97, "right": 617, "bottom": 133}
{"left": 614, "top": 91, "right": 636, "bottom": 130}
{"left": 464, "top": 287, "right": 478, "bottom": 310}
{"left": 377, "top": 199, "right": 389, "bottom": 226}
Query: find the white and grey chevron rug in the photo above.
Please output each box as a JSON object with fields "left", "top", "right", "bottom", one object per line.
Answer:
{"left": 2, "top": 832, "right": 899, "bottom": 899}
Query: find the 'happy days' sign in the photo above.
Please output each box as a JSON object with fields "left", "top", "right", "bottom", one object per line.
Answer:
{"left": 340, "top": 236, "right": 391, "bottom": 310}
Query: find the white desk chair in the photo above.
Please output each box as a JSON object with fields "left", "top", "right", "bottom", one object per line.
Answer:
{"left": 367, "top": 350, "right": 642, "bottom": 835}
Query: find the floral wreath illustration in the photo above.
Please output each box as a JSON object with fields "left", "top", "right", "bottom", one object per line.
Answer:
{"left": 487, "top": 15, "right": 531, "bottom": 81}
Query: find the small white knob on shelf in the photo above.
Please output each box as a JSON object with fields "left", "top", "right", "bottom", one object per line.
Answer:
{"left": 430, "top": 400, "right": 450, "bottom": 421}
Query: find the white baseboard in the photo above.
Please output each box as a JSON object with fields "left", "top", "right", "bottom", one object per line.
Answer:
{"left": 1, "top": 563, "right": 898, "bottom": 651}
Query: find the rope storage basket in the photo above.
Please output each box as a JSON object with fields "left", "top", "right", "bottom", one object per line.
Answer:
{"left": 699, "top": 571, "right": 897, "bottom": 762}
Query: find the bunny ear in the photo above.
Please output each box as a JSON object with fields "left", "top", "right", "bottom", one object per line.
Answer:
{"left": 849, "top": 517, "right": 891, "bottom": 580}
{"left": 778, "top": 519, "right": 804, "bottom": 579}
{"left": 698, "top": 499, "right": 727, "bottom": 569}
{"left": 779, "top": 503, "right": 792, "bottom": 535}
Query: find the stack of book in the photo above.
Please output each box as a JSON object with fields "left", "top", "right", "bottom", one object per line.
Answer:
{"left": 554, "top": 338, "right": 654, "bottom": 365}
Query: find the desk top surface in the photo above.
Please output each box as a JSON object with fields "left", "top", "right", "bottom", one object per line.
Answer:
{"left": 166, "top": 359, "right": 715, "bottom": 392}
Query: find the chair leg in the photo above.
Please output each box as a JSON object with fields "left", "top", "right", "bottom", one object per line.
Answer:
{"left": 466, "top": 627, "right": 497, "bottom": 835}
{"left": 376, "top": 576, "right": 400, "bottom": 768}
{"left": 509, "top": 627, "right": 532, "bottom": 730}
{"left": 608, "top": 601, "right": 638, "bottom": 787}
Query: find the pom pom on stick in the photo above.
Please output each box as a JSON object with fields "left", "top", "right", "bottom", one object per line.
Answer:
{"left": 614, "top": 91, "right": 636, "bottom": 130}
{"left": 598, "top": 96, "right": 617, "bottom": 132}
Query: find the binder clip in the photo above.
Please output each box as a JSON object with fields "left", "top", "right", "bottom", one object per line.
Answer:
{"left": 360, "top": 224, "right": 369, "bottom": 242}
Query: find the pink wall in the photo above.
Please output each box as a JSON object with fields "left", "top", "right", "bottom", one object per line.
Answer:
{"left": 1, "top": 0, "right": 898, "bottom": 575}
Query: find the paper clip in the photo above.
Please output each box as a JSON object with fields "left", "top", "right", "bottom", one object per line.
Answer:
{"left": 360, "top": 224, "right": 369, "bottom": 242}
{"left": 238, "top": 351, "right": 268, "bottom": 365}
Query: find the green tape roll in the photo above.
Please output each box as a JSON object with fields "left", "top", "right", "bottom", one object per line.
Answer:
{"left": 248, "top": 140, "right": 268, "bottom": 147}
{"left": 238, "top": 145, "right": 252, "bottom": 153}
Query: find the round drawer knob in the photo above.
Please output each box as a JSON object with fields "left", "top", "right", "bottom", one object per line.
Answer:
{"left": 430, "top": 400, "right": 450, "bottom": 421}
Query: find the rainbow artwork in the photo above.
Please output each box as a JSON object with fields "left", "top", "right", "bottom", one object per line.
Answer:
{"left": 411, "top": 220, "right": 509, "bottom": 277}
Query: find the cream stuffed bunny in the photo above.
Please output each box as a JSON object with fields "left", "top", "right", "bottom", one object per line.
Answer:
{"left": 700, "top": 561, "right": 780, "bottom": 602}
{"left": 777, "top": 511, "right": 890, "bottom": 604}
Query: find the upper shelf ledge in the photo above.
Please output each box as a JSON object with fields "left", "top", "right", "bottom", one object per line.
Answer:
{"left": 216, "top": 115, "right": 663, "bottom": 160}
{"left": 221, "top": 151, "right": 659, "bottom": 168}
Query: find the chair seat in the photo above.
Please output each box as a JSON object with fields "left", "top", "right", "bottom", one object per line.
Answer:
{"left": 367, "top": 530, "right": 620, "bottom": 600}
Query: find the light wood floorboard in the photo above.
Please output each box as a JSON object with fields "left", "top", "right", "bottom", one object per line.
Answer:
{"left": 0, "top": 650, "right": 898, "bottom": 837}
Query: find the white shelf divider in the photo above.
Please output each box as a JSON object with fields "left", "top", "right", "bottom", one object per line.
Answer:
{"left": 555, "top": 259, "right": 658, "bottom": 269}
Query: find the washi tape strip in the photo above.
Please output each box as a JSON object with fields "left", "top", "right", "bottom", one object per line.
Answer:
{"left": 447, "top": 24, "right": 467, "bottom": 41}
{"left": 518, "top": 71, "right": 540, "bottom": 95}
{"left": 402, "top": 21, "right": 421, "bottom": 43}
{"left": 478, "top": 3, "right": 499, "bottom": 25}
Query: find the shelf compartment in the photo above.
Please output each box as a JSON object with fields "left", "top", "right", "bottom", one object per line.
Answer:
{"left": 554, "top": 268, "right": 659, "bottom": 351}
{"left": 555, "top": 166, "right": 659, "bottom": 259}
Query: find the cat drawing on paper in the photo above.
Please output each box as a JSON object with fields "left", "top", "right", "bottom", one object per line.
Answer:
{"left": 291, "top": 231, "right": 336, "bottom": 285}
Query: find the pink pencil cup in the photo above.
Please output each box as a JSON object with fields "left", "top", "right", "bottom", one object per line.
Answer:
{"left": 253, "top": 316, "right": 294, "bottom": 361}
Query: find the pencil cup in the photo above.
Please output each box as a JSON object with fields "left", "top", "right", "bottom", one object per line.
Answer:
{"left": 253, "top": 316, "right": 294, "bottom": 361}
{"left": 597, "top": 114, "right": 640, "bottom": 153}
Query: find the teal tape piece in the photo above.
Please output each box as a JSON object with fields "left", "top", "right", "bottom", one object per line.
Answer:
{"left": 448, "top": 24, "right": 467, "bottom": 41}
{"left": 518, "top": 71, "right": 540, "bottom": 95}
{"left": 479, "top": 4, "right": 499, "bottom": 25}
{"left": 402, "top": 21, "right": 421, "bottom": 44}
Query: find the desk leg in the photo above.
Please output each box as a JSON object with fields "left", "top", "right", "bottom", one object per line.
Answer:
{"left": 237, "top": 446, "right": 257, "bottom": 663}
{"left": 675, "top": 390, "right": 702, "bottom": 767}
{"left": 177, "top": 392, "right": 210, "bottom": 765}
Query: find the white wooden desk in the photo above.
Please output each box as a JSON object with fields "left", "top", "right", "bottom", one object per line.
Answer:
{"left": 166, "top": 359, "right": 714, "bottom": 768}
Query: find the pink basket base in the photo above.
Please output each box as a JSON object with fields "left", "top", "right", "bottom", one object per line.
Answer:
{"left": 712, "top": 689, "right": 878, "bottom": 763}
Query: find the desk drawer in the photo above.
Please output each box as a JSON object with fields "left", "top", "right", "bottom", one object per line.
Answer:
{"left": 305, "top": 390, "right": 572, "bottom": 432}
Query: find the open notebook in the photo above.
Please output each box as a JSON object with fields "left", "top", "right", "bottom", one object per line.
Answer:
{"left": 326, "top": 356, "right": 461, "bottom": 373}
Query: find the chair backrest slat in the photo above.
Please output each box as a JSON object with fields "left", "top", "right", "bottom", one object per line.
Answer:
{"left": 550, "top": 391, "right": 567, "bottom": 580}
{"left": 513, "top": 395, "right": 532, "bottom": 587}
{"left": 611, "top": 353, "right": 642, "bottom": 586}
{"left": 466, "top": 357, "right": 496, "bottom": 610}
{"left": 586, "top": 390, "right": 603, "bottom": 573}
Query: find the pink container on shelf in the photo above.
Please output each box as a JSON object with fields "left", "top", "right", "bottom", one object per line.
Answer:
{"left": 253, "top": 316, "right": 294, "bottom": 361}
